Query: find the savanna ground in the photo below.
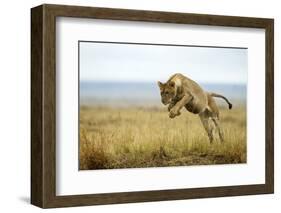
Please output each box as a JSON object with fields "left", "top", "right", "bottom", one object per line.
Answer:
{"left": 79, "top": 104, "right": 246, "bottom": 170}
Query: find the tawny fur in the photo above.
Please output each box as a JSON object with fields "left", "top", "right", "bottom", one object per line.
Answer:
{"left": 158, "top": 73, "right": 232, "bottom": 143}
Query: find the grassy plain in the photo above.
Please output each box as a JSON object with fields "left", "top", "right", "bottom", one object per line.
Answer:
{"left": 79, "top": 105, "right": 246, "bottom": 170}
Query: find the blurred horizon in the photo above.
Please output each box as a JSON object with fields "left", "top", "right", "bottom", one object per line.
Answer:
{"left": 80, "top": 81, "right": 246, "bottom": 107}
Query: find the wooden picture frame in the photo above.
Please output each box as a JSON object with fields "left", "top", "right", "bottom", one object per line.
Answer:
{"left": 31, "top": 4, "right": 274, "bottom": 208}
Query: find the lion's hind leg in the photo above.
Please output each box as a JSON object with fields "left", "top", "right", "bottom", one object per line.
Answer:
{"left": 207, "top": 94, "right": 224, "bottom": 143}
{"left": 199, "top": 111, "right": 215, "bottom": 144}
{"left": 212, "top": 117, "right": 224, "bottom": 143}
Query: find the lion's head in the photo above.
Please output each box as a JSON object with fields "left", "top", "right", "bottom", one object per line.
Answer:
{"left": 157, "top": 81, "right": 176, "bottom": 105}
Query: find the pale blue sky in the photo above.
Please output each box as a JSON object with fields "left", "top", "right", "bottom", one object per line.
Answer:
{"left": 79, "top": 42, "right": 247, "bottom": 84}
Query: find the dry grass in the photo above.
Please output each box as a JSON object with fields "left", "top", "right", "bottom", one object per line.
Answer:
{"left": 79, "top": 105, "right": 246, "bottom": 170}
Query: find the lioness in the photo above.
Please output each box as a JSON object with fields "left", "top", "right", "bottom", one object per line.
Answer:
{"left": 157, "top": 73, "right": 232, "bottom": 143}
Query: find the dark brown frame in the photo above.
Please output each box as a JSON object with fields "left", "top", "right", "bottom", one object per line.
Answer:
{"left": 31, "top": 4, "right": 274, "bottom": 208}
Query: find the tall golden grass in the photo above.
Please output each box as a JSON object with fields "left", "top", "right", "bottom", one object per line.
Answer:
{"left": 79, "top": 105, "right": 246, "bottom": 170}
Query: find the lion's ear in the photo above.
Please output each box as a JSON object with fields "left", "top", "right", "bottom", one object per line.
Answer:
{"left": 169, "top": 81, "right": 175, "bottom": 87}
{"left": 157, "top": 81, "right": 164, "bottom": 91}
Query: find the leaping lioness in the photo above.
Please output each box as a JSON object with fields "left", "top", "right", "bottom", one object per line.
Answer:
{"left": 157, "top": 73, "right": 232, "bottom": 143}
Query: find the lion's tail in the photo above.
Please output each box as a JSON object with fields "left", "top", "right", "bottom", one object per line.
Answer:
{"left": 209, "top": 92, "right": 232, "bottom": 109}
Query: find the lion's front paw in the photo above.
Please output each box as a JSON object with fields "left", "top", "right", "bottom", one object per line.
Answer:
{"left": 168, "top": 105, "right": 172, "bottom": 112}
{"left": 169, "top": 108, "right": 181, "bottom": 118}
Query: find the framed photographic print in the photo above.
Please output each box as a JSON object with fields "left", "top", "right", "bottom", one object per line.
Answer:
{"left": 31, "top": 4, "right": 274, "bottom": 208}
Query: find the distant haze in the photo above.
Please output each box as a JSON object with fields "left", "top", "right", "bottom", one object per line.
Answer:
{"left": 80, "top": 41, "right": 247, "bottom": 84}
